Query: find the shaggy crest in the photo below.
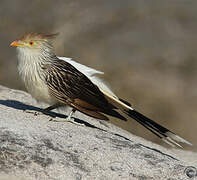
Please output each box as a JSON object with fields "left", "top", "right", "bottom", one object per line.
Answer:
{"left": 19, "top": 33, "right": 59, "bottom": 42}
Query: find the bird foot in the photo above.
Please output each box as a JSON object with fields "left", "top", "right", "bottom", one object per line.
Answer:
{"left": 50, "top": 117, "right": 85, "bottom": 126}
{"left": 24, "top": 109, "right": 57, "bottom": 118}
{"left": 24, "top": 110, "right": 43, "bottom": 116}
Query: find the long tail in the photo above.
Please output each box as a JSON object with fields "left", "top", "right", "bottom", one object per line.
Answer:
{"left": 100, "top": 89, "right": 192, "bottom": 148}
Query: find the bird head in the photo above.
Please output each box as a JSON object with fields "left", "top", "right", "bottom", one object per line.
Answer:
{"left": 10, "top": 33, "right": 58, "bottom": 50}
{"left": 10, "top": 33, "right": 59, "bottom": 62}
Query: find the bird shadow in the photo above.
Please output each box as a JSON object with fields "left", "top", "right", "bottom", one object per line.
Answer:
{"left": 0, "top": 100, "right": 134, "bottom": 144}
{"left": 0, "top": 99, "right": 103, "bottom": 130}
{"left": 0, "top": 100, "right": 178, "bottom": 160}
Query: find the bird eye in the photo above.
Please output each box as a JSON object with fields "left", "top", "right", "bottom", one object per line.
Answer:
{"left": 29, "top": 41, "right": 34, "bottom": 45}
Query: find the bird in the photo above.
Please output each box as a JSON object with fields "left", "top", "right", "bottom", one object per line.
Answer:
{"left": 10, "top": 33, "right": 191, "bottom": 148}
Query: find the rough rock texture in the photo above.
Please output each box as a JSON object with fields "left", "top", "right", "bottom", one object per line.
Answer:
{"left": 0, "top": 85, "right": 196, "bottom": 180}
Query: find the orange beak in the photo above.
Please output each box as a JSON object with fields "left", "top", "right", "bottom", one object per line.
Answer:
{"left": 10, "top": 40, "right": 22, "bottom": 47}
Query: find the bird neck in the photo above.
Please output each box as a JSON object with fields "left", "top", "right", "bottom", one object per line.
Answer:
{"left": 16, "top": 46, "right": 57, "bottom": 67}
{"left": 16, "top": 46, "right": 58, "bottom": 82}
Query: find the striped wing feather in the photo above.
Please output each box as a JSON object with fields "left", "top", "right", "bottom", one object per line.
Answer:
{"left": 43, "top": 59, "right": 125, "bottom": 120}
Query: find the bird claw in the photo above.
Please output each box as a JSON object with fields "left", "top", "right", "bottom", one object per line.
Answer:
{"left": 24, "top": 109, "right": 57, "bottom": 118}
{"left": 24, "top": 110, "right": 42, "bottom": 116}
{"left": 50, "top": 117, "right": 85, "bottom": 126}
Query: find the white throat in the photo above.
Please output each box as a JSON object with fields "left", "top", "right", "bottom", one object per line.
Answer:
{"left": 16, "top": 47, "right": 57, "bottom": 104}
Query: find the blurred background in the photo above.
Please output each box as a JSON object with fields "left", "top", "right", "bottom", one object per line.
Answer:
{"left": 0, "top": 0, "right": 197, "bottom": 150}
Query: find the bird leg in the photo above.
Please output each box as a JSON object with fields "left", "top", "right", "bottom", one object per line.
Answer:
{"left": 41, "top": 104, "right": 62, "bottom": 117}
{"left": 43, "top": 104, "right": 61, "bottom": 112}
{"left": 66, "top": 109, "right": 76, "bottom": 120}
{"left": 24, "top": 104, "right": 61, "bottom": 117}
{"left": 50, "top": 109, "right": 84, "bottom": 126}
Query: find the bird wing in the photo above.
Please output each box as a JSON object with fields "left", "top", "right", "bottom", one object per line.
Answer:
{"left": 43, "top": 59, "right": 126, "bottom": 120}
{"left": 58, "top": 56, "right": 117, "bottom": 98}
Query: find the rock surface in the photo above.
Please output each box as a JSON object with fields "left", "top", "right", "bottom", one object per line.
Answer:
{"left": 0, "top": 85, "right": 196, "bottom": 180}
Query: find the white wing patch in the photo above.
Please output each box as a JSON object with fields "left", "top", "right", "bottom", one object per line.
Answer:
{"left": 58, "top": 56, "right": 117, "bottom": 98}
{"left": 58, "top": 57, "right": 104, "bottom": 76}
